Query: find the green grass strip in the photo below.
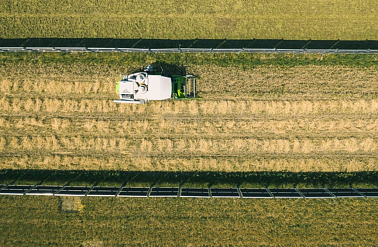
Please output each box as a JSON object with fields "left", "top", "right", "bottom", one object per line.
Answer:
{"left": 1, "top": 53, "right": 377, "bottom": 68}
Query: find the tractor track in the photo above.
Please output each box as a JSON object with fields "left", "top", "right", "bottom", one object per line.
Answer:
{"left": 1, "top": 113, "right": 378, "bottom": 121}
{"left": 1, "top": 131, "right": 377, "bottom": 140}
{"left": 2, "top": 150, "right": 378, "bottom": 159}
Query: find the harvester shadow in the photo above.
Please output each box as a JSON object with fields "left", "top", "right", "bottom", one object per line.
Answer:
{"left": 128, "top": 61, "right": 187, "bottom": 77}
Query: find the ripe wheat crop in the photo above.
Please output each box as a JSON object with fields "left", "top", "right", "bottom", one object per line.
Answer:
{"left": 0, "top": 196, "right": 378, "bottom": 246}
{"left": 1, "top": 0, "right": 377, "bottom": 40}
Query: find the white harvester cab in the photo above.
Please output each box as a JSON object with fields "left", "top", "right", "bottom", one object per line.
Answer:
{"left": 114, "top": 72, "right": 172, "bottom": 104}
{"left": 114, "top": 67, "right": 197, "bottom": 105}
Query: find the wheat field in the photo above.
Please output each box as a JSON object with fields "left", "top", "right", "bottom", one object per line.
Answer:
{"left": 1, "top": 196, "right": 377, "bottom": 246}
{"left": 0, "top": 0, "right": 377, "bottom": 39}
{"left": 1, "top": 54, "right": 378, "bottom": 172}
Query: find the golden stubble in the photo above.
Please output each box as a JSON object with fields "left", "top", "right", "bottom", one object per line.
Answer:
{"left": 1, "top": 63, "right": 378, "bottom": 172}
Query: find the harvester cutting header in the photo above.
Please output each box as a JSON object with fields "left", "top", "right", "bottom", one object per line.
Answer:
{"left": 114, "top": 65, "right": 197, "bottom": 104}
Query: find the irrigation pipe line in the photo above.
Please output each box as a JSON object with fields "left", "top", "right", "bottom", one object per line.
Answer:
{"left": 1, "top": 184, "right": 378, "bottom": 199}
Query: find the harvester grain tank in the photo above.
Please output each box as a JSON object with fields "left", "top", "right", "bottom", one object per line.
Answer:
{"left": 114, "top": 66, "right": 196, "bottom": 104}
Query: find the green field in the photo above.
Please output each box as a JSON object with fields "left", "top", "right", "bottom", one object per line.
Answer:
{"left": 0, "top": 196, "right": 377, "bottom": 246}
{"left": 1, "top": 0, "right": 378, "bottom": 40}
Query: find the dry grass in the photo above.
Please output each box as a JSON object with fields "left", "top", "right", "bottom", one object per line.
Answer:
{"left": 59, "top": 196, "right": 84, "bottom": 213}
{"left": 1, "top": 155, "right": 378, "bottom": 172}
{"left": 3, "top": 96, "right": 378, "bottom": 115}
{"left": 81, "top": 240, "right": 103, "bottom": 247}
{"left": 2, "top": 116, "right": 378, "bottom": 137}
{"left": 4, "top": 135, "right": 378, "bottom": 155}
{"left": 0, "top": 0, "right": 377, "bottom": 39}
{"left": 1, "top": 61, "right": 378, "bottom": 172}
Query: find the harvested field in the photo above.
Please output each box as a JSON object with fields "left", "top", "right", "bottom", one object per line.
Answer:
{"left": 1, "top": 53, "right": 377, "bottom": 172}
{"left": 0, "top": 0, "right": 377, "bottom": 39}
{"left": 0, "top": 196, "right": 377, "bottom": 246}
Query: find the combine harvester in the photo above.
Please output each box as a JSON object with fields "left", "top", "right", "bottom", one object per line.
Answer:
{"left": 114, "top": 65, "right": 197, "bottom": 104}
